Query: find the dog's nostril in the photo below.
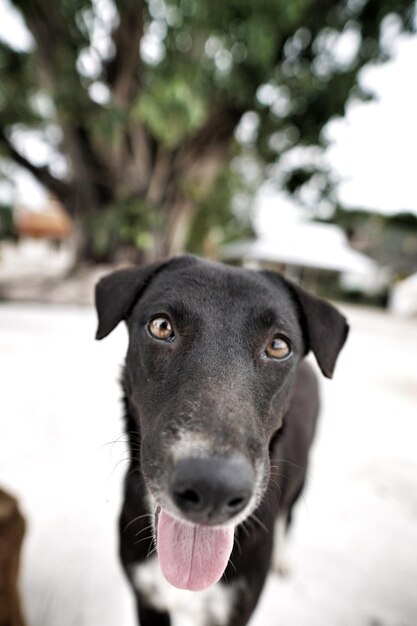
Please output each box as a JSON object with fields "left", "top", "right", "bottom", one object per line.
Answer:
{"left": 174, "top": 488, "right": 201, "bottom": 508}
{"left": 227, "top": 496, "right": 245, "bottom": 509}
{"left": 225, "top": 494, "right": 249, "bottom": 514}
{"left": 179, "top": 489, "right": 200, "bottom": 504}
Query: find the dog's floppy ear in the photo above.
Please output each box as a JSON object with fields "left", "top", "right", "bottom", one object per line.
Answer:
{"left": 95, "top": 260, "right": 168, "bottom": 340}
{"left": 95, "top": 255, "right": 199, "bottom": 339}
{"left": 287, "top": 280, "right": 349, "bottom": 378}
{"left": 262, "top": 271, "right": 349, "bottom": 378}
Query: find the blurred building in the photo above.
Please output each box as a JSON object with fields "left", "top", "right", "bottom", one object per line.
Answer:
{"left": 14, "top": 195, "right": 72, "bottom": 241}
{"left": 221, "top": 216, "right": 385, "bottom": 299}
{"left": 0, "top": 196, "right": 74, "bottom": 280}
{"left": 389, "top": 273, "right": 417, "bottom": 316}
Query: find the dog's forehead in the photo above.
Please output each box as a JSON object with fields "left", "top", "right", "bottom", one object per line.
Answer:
{"left": 140, "top": 262, "right": 298, "bottom": 325}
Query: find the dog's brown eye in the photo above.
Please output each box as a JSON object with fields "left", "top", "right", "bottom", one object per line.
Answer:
{"left": 148, "top": 316, "right": 174, "bottom": 340}
{"left": 266, "top": 336, "right": 291, "bottom": 360}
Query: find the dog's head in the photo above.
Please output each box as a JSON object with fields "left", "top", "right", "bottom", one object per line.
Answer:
{"left": 95, "top": 256, "right": 348, "bottom": 590}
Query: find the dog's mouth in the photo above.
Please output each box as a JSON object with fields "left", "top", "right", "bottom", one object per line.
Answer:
{"left": 155, "top": 506, "right": 234, "bottom": 591}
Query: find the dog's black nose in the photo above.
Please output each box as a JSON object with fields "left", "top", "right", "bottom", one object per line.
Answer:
{"left": 170, "top": 454, "right": 254, "bottom": 524}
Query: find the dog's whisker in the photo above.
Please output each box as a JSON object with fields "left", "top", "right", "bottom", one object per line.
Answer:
{"left": 111, "top": 456, "right": 132, "bottom": 473}
{"left": 99, "top": 437, "right": 128, "bottom": 450}
{"left": 271, "top": 459, "right": 302, "bottom": 471}
{"left": 134, "top": 523, "right": 155, "bottom": 538}
{"left": 123, "top": 513, "right": 154, "bottom": 533}
{"left": 251, "top": 513, "right": 269, "bottom": 533}
{"left": 226, "top": 557, "right": 237, "bottom": 575}
{"left": 126, "top": 429, "right": 141, "bottom": 440}
{"left": 134, "top": 535, "right": 154, "bottom": 547}
{"left": 126, "top": 466, "right": 144, "bottom": 481}
{"left": 147, "top": 544, "right": 157, "bottom": 558}
{"left": 268, "top": 479, "right": 283, "bottom": 502}
{"left": 269, "top": 465, "right": 290, "bottom": 481}
{"left": 109, "top": 433, "right": 133, "bottom": 458}
{"left": 269, "top": 470, "right": 289, "bottom": 480}
{"left": 239, "top": 520, "right": 251, "bottom": 538}
{"left": 243, "top": 517, "right": 255, "bottom": 534}
{"left": 234, "top": 534, "right": 242, "bottom": 555}
{"left": 267, "top": 475, "right": 281, "bottom": 487}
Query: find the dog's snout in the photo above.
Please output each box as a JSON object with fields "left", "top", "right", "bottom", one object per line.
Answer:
{"left": 170, "top": 454, "right": 254, "bottom": 525}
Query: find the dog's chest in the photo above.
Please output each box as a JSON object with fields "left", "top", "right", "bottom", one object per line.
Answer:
{"left": 132, "top": 557, "right": 235, "bottom": 626}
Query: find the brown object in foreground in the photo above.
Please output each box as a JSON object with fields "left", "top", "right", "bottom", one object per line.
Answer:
{"left": 0, "top": 489, "right": 26, "bottom": 626}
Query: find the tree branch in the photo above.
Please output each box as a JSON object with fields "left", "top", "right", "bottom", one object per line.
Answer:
{"left": 10, "top": 0, "right": 77, "bottom": 86}
{"left": 9, "top": 1, "right": 112, "bottom": 196}
{"left": 177, "top": 104, "right": 243, "bottom": 180}
{"left": 0, "top": 129, "right": 70, "bottom": 206}
{"left": 106, "top": 0, "right": 145, "bottom": 106}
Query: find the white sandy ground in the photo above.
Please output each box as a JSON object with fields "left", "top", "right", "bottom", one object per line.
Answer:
{"left": 0, "top": 303, "right": 416, "bottom": 626}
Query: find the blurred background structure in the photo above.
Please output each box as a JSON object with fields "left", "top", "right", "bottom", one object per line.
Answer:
{"left": 0, "top": 0, "right": 416, "bottom": 311}
{"left": 1, "top": 1, "right": 417, "bottom": 625}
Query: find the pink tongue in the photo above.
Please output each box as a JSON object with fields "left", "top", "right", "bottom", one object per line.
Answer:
{"left": 157, "top": 509, "right": 234, "bottom": 591}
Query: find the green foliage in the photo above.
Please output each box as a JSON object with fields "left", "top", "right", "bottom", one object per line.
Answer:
{"left": 89, "top": 197, "right": 161, "bottom": 256}
{"left": 186, "top": 164, "right": 255, "bottom": 254}
{"left": 134, "top": 73, "right": 207, "bottom": 147}
{"left": 0, "top": 203, "right": 16, "bottom": 240}
{"left": 0, "top": 0, "right": 414, "bottom": 262}
{"left": 320, "top": 206, "right": 417, "bottom": 234}
{"left": 0, "top": 43, "right": 43, "bottom": 127}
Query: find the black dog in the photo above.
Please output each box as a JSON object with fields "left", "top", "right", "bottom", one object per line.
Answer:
{"left": 95, "top": 256, "right": 348, "bottom": 626}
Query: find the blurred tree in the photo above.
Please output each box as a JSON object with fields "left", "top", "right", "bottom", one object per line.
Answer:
{"left": 0, "top": 202, "right": 15, "bottom": 240}
{"left": 0, "top": 0, "right": 414, "bottom": 263}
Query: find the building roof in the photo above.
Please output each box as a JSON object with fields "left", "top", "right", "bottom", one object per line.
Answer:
{"left": 222, "top": 219, "right": 378, "bottom": 275}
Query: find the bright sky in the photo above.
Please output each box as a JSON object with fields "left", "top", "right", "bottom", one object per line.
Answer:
{"left": 0, "top": 0, "right": 416, "bottom": 217}
{"left": 326, "top": 33, "right": 417, "bottom": 215}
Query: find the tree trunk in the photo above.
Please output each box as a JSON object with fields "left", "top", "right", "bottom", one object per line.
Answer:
{"left": 72, "top": 218, "right": 112, "bottom": 266}
{"left": 71, "top": 214, "right": 152, "bottom": 267}
{"left": 148, "top": 197, "right": 195, "bottom": 261}
{"left": 67, "top": 106, "right": 238, "bottom": 267}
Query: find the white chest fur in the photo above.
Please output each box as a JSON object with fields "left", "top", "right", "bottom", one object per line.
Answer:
{"left": 132, "top": 558, "right": 235, "bottom": 626}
